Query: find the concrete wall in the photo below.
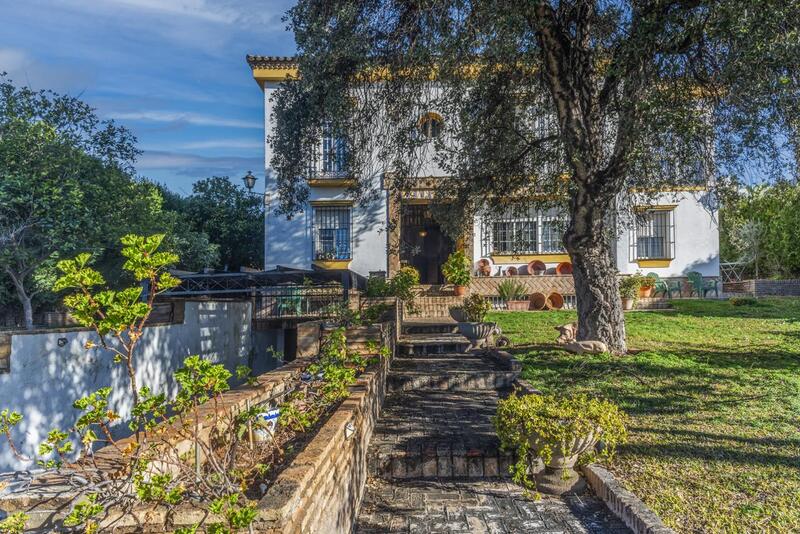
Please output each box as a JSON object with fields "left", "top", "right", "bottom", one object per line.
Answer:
{"left": 0, "top": 300, "right": 253, "bottom": 472}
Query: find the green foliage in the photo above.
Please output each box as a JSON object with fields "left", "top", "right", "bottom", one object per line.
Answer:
{"left": 130, "top": 386, "right": 168, "bottom": 432}
{"left": 63, "top": 493, "right": 103, "bottom": 533}
{"left": 37, "top": 429, "right": 72, "bottom": 468}
{"left": 441, "top": 251, "right": 471, "bottom": 286}
{"left": 73, "top": 387, "right": 118, "bottom": 444}
{"left": 183, "top": 176, "right": 264, "bottom": 270}
{"left": 0, "top": 408, "right": 23, "bottom": 435}
{"left": 721, "top": 182, "right": 800, "bottom": 278}
{"left": 461, "top": 294, "right": 491, "bottom": 322}
{"left": 730, "top": 296, "right": 758, "bottom": 307}
{"left": 134, "top": 473, "right": 184, "bottom": 505}
{"left": 0, "top": 77, "right": 216, "bottom": 328}
{"left": 365, "top": 270, "right": 418, "bottom": 305}
{"left": 618, "top": 275, "right": 642, "bottom": 299}
{"left": 206, "top": 493, "right": 257, "bottom": 534}
{"left": 324, "top": 302, "right": 391, "bottom": 327}
{"left": 495, "top": 393, "right": 627, "bottom": 490}
{"left": 0, "top": 512, "right": 28, "bottom": 534}
{"left": 173, "top": 355, "right": 232, "bottom": 413}
{"left": 496, "top": 279, "right": 527, "bottom": 301}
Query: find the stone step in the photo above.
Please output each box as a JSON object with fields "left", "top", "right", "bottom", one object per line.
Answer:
{"left": 401, "top": 319, "right": 459, "bottom": 335}
{"left": 388, "top": 369, "right": 517, "bottom": 392}
{"left": 367, "top": 389, "right": 515, "bottom": 480}
{"left": 397, "top": 332, "right": 471, "bottom": 355}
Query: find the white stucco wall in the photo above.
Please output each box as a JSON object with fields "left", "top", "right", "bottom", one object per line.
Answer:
{"left": 0, "top": 300, "right": 253, "bottom": 472}
{"left": 615, "top": 191, "right": 720, "bottom": 277}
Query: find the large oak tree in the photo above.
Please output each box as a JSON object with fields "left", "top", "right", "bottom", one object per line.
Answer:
{"left": 270, "top": 0, "right": 800, "bottom": 352}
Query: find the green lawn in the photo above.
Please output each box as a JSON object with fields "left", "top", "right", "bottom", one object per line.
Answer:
{"left": 489, "top": 299, "right": 800, "bottom": 534}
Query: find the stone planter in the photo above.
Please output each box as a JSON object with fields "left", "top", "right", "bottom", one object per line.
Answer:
{"left": 531, "top": 430, "right": 598, "bottom": 495}
{"left": 621, "top": 297, "right": 635, "bottom": 311}
{"left": 457, "top": 321, "right": 495, "bottom": 347}
{"left": 506, "top": 300, "right": 529, "bottom": 311}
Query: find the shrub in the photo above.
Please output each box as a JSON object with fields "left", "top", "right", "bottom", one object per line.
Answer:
{"left": 462, "top": 293, "right": 491, "bottom": 322}
{"left": 389, "top": 266, "right": 419, "bottom": 302}
{"left": 618, "top": 275, "right": 641, "bottom": 299}
{"left": 442, "top": 251, "right": 471, "bottom": 286}
{"left": 495, "top": 393, "right": 628, "bottom": 490}
{"left": 730, "top": 296, "right": 758, "bottom": 306}
{"left": 497, "top": 279, "right": 527, "bottom": 301}
{"left": 365, "top": 275, "right": 391, "bottom": 297}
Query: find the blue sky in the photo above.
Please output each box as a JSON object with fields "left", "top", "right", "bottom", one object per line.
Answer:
{"left": 0, "top": 0, "right": 296, "bottom": 195}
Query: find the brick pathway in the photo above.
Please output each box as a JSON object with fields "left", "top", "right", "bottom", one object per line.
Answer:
{"left": 356, "top": 321, "right": 630, "bottom": 533}
{"left": 356, "top": 479, "right": 630, "bottom": 533}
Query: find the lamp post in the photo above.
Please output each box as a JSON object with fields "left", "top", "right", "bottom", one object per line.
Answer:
{"left": 242, "top": 171, "right": 269, "bottom": 270}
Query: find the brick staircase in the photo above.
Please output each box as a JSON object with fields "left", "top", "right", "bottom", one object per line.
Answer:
{"left": 368, "top": 318, "right": 521, "bottom": 480}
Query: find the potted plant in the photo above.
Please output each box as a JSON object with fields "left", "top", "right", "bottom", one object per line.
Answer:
{"left": 454, "top": 293, "right": 494, "bottom": 346}
{"left": 495, "top": 393, "right": 627, "bottom": 495}
{"left": 635, "top": 271, "right": 657, "bottom": 298}
{"left": 618, "top": 275, "right": 641, "bottom": 310}
{"left": 497, "top": 279, "right": 529, "bottom": 311}
{"left": 442, "top": 250, "right": 471, "bottom": 296}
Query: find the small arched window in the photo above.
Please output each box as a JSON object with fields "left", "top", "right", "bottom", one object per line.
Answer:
{"left": 418, "top": 112, "right": 443, "bottom": 140}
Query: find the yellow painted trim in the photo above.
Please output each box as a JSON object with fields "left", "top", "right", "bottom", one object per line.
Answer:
{"left": 491, "top": 253, "right": 570, "bottom": 264}
{"left": 252, "top": 67, "right": 299, "bottom": 83}
{"left": 634, "top": 204, "right": 678, "bottom": 212}
{"left": 313, "top": 259, "right": 352, "bottom": 269}
{"left": 636, "top": 259, "right": 672, "bottom": 268}
{"left": 307, "top": 178, "right": 356, "bottom": 187}
{"left": 309, "top": 200, "right": 353, "bottom": 207}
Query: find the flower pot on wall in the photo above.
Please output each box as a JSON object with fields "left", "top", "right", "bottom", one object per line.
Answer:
{"left": 506, "top": 300, "right": 529, "bottom": 311}
{"left": 621, "top": 297, "right": 635, "bottom": 310}
{"left": 453, "top": 285, "right": 467, "bottom": 296}
{"left": 546, "top": 292, "right": 564, "bottom": 310}
{"left": 477, "top": 258, "right": 492, "bottom": 277}
{"left": 639, "top": 286, "right": 654, "bottom": 298}
{"left": 556, "top": 262, "right": 573, "bottom": 275}
{"left": 527, "top": 260, "right": 546, "bottom": 276}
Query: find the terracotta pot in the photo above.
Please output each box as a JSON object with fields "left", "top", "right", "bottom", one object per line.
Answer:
{"left": 556, "top": 262, "right": 573, "bottom": 275}
{"left": 530, "top": 430, "right": 598, "bottom": 495}
{"left": 546, "top": 292, "right": 564, "bottom": 310}
{"left": 477, "top": 258, "right": 492, "bottom": 277}
{"left": 621, "top": 297, "right": 635, "bottom": 310}
{"left": 453, "top": 285, "right": 467, "bottom": 296}
{"left": 505, "top": 266, "right": 518, "bottom": 276}
{"left": 527, "top": 260, "right": 546, "bottom": 276}
{"left": 529, "top": 292, "right": 547, "bottom": 310}
{"left": 639, "top": 286, "right": 654, "bottom": 298}
{"left": 506, "top": 300, "right": 529, "bottom": 311}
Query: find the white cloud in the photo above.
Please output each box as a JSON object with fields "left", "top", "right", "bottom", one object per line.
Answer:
{"left": 110, "top": 110, "right": 261, "bottom": 129}
{"left": 177, "top": 139, "right": 264, "bottom": 150}
{"left": 0, "top": 47, "right": 96, "bottom": 92}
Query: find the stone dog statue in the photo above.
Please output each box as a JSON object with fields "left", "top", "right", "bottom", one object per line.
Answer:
{"left": 555, "top": 322, "right": 608, "bottom": 354}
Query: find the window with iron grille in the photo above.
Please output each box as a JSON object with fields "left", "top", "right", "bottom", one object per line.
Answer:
{"left": 313, "top": 206, "right": 352, "bottom": 260}
{"left": 483, "top": 209, "right": 566, "bottom": 255}
{"left": 321, "top": 122, "right": 347, "bottom": 174}
{"left": 492, "top": 219, "right": 537, "bottom": 254}
{"left": 630, "top": 209, "right": 675, "bottom": 260}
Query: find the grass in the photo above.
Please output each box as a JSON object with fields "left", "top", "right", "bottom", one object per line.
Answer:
{"left": 489, "top": 298, "right": 800, "bottom": 534}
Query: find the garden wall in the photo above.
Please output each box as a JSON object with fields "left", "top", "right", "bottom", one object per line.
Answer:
{"left": 723, "top": 279, "right": 800, "bottom": 297}
{"left": 0, "top": 300, "right": 253, "bottom": 472}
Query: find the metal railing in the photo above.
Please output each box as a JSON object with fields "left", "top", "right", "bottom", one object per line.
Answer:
{"left": 253, "top": 284, "right": 345, "bottom": 323}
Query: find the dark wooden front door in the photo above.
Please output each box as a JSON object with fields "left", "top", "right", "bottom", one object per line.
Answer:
{"left": 399, "top": 203, "right": 454, "bottom": 284}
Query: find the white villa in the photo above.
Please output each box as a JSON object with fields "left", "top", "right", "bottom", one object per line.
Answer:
{"left": 247, "top": 55, "right": 719, "bottom": 285}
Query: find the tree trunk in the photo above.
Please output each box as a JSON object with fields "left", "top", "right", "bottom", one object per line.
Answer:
{"left": 564, "top": 194, "right": 627, "bottom": 354}
{"left": 7, "top": 270, "right": 34, "bottom": 330}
